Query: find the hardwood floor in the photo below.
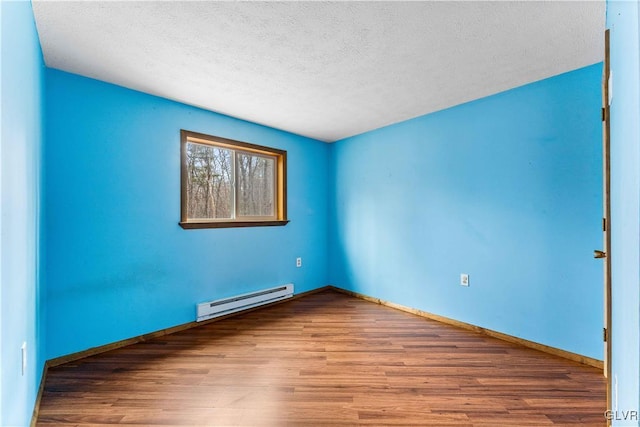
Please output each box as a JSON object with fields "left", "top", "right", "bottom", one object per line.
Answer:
{"left": 36, "top": 289, "right": 606, "bottom": 426}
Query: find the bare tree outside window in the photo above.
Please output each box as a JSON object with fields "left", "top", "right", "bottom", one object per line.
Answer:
{"left": 180, "top": 130, "right": 287, "bottom": 229}
{"left": 186, "top": 143, "right": 233, "bottom": 219}
{"left": 237, "top": 153, "right": 275, "bottom": 217}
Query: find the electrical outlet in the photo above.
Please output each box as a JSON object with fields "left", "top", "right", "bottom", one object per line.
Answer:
{"left": 460, "top": 274, "right": 469, "bottom": 287}
{"left": 21, "top": 342, "right": 27, "bottom": 376}
{"left": 296, "top": 257, "right": 302, "bottom": 268}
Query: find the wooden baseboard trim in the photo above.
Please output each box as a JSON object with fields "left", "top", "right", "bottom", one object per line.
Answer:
{"left": 47, "top": 285, "right": 332, "bottom": 368}
{"left": 30, "top": 363, "right": 49, "bottom": 427}
{"left": 330, "top": 286, "right": 604, "bottom": 369}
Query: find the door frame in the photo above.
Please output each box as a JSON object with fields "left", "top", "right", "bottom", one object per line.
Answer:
{"left": 602, "top": 28, "right": 612, "bottom": 417}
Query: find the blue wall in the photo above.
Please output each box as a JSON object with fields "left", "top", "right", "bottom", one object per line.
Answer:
{"left": 0, "top": 1, "right": 45, "bottom": 425}
{"left": 330, "top": 64, "right": 604, "bottom": 360}
{"left": 607, "top": 1, "right": 640, "bottom": 425}
{"left": 45, "top": 70, "right": 330, "bottom": 359}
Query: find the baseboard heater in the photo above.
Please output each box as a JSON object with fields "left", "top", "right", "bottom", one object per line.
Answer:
{"left": 196, "top": 283, "right": 294, "bottom": 322}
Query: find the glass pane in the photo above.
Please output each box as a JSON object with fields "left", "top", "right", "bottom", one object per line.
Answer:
{"left": 237, "top": 153, "right": 275, "bottom": 217}
{"left": 186, "top": 142, "right": 233, "bottom": 219}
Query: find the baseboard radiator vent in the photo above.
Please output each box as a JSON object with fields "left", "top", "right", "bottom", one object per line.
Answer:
{"left": 196, "top": 283, "right": 294, "bottom": 322}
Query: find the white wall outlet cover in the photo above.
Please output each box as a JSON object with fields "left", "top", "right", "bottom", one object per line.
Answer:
{"left": 460, "top": 274, "right": 469, "bottom": 286}
{"left": 21, "top": 342, "right": 27, "bottom": 375}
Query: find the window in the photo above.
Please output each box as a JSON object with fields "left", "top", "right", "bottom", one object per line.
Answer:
{"left": 180, "top": 130, "right": 288, "bottom": 229}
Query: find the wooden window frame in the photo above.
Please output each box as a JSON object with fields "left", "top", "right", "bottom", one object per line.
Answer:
{"left": 180, "top": 130, "right": 288, "bottom": 229}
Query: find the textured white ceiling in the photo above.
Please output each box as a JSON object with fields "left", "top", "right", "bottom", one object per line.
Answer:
{"left": 32, "top": 1, "right": 604, "bottom": 142}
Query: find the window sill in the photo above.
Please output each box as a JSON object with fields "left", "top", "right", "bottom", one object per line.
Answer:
{"left": 179, "top": 220, "right": 290, "bottom": 230}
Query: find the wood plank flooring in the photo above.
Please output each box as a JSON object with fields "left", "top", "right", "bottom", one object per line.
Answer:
{"left": 36, "top": 289, "right": 606, "bottom": 426}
